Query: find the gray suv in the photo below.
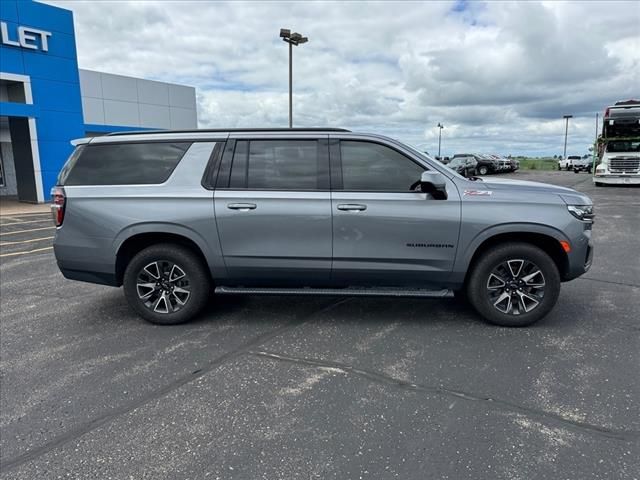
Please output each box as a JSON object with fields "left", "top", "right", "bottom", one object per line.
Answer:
{"left": 52, "top": 128, "right": 594, "bottom": 327}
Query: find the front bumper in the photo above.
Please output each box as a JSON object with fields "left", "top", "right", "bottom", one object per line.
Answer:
{"left": 593, "top": 175, "right": 640, "bottom": 185}
{"left": 564, "top": 227, "right": 594, "bottom": 281}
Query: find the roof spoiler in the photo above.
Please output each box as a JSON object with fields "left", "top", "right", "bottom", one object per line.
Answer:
{"left": 71, "top": 137, "right": 92, "bottom": 146}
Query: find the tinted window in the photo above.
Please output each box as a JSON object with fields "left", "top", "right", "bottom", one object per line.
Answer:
{"left": 56, "top": 145, "right": 85, "bottom": 185}
{"left": 63, "top": 142, "right": 191, "bottom": 186}
{"left": 230, "top": 140, "right": 322, "bottom": 190}
{"left": 340, "top": 141, "right": 424, "bottom": 191}
{"left": 607, "top": 141, "right": 640, "bottom": 152}
{"left": 229, "top": 140, "right": 248, "bottom": 187}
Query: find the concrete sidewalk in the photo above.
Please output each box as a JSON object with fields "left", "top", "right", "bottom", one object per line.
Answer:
{"left": 0, "top": 197, "right": 49, "bottom": 216}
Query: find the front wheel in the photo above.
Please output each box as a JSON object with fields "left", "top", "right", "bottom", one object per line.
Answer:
{"left": 466, "top": 243, "right": 560, "bottom": 327}
{"left": 478, "top": 165, "right": 489, "bottom": 175}
{"left": 123, "top": 243, "right": 211, "bottom": 325}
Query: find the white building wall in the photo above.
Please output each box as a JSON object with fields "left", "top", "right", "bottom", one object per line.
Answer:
{"left": 79, "top": 69, "right": 197, "bottom": 130}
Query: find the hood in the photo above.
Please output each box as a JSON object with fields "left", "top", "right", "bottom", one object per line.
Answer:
{"left": 479, "top": 177, "right": 575, "bottom": 193}
{"left": 473, "top": 177, "right": 592, "bottom": 205}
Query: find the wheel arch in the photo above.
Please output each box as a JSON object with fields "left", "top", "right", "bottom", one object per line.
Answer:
{"left": 460, "top": 228, "right": 570, "bottom": 286}
{"left": 114, "top": 228, "right": 213, "bottom": 286}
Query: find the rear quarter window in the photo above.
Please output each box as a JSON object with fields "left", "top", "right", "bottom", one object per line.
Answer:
{"left": 62, "top": 142, "right": 191, "bottom": 186}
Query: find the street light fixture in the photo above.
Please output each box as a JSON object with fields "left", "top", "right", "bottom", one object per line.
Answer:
{"left": 562, "top": 114, "right": 573, "bottom": 160}
{"left": 280, "top": 28, "right": 308, "bottom": 128}
{"left": 437, "top": 123, "right": 444, "bottom": 158}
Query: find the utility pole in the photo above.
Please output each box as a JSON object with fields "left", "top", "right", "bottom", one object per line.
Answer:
{"left": 437, "top": 123, "right": 444, "bottom": 158}
{"left": 562, "top": 114, "right": 573, "bottom": 160}
{"left": 279, "top": 29, "right": 308, "bottom": 128}
{"left": 289, "top": 40, "right": 292, "bottom": 128}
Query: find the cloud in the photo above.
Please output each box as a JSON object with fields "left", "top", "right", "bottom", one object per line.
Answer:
{"left": 46, "top": 0, "right": 640, "bottom": 156}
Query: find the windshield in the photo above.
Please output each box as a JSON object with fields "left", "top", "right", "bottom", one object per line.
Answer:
{"left": 606, "top": 140, "right": 640, "bottom": 153}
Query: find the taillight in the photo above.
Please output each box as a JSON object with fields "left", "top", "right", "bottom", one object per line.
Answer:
{"left": 604, "top": 108, "right": 610, "bottom": 118}
{"left": 51, "top": 186, "right": 66, "bottom": 227}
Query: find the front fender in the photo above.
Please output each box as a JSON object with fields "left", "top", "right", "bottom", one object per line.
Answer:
{"left": 452, "top": 222, "right": 569, "bottom": 280}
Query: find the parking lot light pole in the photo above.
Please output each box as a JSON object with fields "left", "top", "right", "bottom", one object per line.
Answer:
{"left": 562, "top": 114, "right": 573, "bottom": 160}
{"left": 437, "top": 123, "right": 444, "bottom": 158}
{"left": 280, "top": 28, "right": 308, "bottom": 128}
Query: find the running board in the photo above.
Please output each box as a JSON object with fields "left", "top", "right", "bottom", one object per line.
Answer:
{"left": 214, "top": 286, "right": 453, "bottom": 298}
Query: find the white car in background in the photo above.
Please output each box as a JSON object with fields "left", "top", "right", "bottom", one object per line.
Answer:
{"left": 558, "top": 155, "right": 581, "bottom": 171}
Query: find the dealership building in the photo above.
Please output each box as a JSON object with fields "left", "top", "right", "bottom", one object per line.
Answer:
{"left": 0, "top": 0, "right": 198, "bottom": 203}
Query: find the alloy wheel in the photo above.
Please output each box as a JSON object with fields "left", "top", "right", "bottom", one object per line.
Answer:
{"left": 136, "top": 260, "right": 191, "bottom": 314}
{"left": 486, "top": 259, "right": 545, "bottom": 315}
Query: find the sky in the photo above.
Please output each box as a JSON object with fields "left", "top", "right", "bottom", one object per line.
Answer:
{"left": 46, "top": 0, "right": 639, "bottom": 157}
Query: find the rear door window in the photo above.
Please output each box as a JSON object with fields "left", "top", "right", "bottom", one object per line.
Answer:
{"left": 229, "top": 140, "right": 327, "bottom": 190}
{"left": 62, "top": 142, "right": 191, "bottom": 186}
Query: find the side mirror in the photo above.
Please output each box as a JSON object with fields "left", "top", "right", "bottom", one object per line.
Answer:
{"left": 420, "top": 171, "right": 447, "bottom": 200}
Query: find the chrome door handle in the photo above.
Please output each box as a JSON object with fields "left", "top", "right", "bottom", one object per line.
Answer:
{"left": 337, "top": 204, "right": 367, "bottom": 212}
{"left": 227, "top": 203, "right": 257, "bottom": 211}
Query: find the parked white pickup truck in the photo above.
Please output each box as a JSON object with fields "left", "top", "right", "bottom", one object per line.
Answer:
{"left": 558, "top": 155, "right": 581, "bottom": 171}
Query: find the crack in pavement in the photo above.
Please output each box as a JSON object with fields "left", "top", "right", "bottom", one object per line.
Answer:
{"left": 0, "top": 297, "right": 352, "bottom": 473}
{"left": 251, "top": 350, "right": 640, "bottom": 443}
{"left": 578, "top": 276, "right": 640, "bottom": 288}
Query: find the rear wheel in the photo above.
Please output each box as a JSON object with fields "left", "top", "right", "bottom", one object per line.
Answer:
{"left": 123, "top": 244, "right": 211, "bottom": 325}
{"left": 478, "top": 165, "right": 489, "bottom": 175}
{"left": 595, "top": 182, "right": 604, "bottom": 187}
{"left": 466, "top": 243, "right": 560, "bottom": 327}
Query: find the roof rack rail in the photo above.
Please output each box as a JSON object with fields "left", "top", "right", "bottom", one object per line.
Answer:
{"left": 106, "top": 127, "right": 351, "bottom": 137}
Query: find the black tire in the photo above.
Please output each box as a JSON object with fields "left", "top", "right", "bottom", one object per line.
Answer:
{"left": 595, "top": 182, "right": 604, "bottom": 187}
{"left": 573, "top": 169, "right": 579, "bottom": 173}
{"left": 566, "top": 165, "right": 571, "bottom": 171}
{"left": 557, "top": 165, "right": 561, "bottom": 170}
{"left": 466, "top": 243, "right": 560, "bottom": 327}
{"left": 478, "top": 165, "right": 489, "bottom": 175}
{"left": 123, "top": 243, "right": 211, "bottom": 325}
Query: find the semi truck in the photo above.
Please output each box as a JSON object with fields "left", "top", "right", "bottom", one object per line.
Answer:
{"left": 593, "top": 100, "right": 640, "bottom": 186}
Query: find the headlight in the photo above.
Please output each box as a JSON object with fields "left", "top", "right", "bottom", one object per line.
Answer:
{"left": 567, "top": 205, "right": 594, "bottom": 221}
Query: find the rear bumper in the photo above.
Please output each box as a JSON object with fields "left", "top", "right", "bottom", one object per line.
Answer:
{"left": 53, "top": 233, "right": 119, "bottom": 287}
{"left": 58, "top": 266, "right": 118, "bottom": 286}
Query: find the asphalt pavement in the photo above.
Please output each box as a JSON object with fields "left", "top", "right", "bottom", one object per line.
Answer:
{"left": 0, "top": 171, "right": 638, "bottom": 479}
